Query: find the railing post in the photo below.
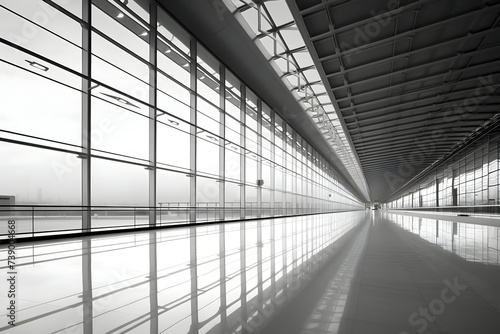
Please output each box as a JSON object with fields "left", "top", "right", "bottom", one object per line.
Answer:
{"left": 32, "top": 206, "right": 35, "bottom": 237}
{"left": 159, "top": 203, "right": 162, "bottom": 226}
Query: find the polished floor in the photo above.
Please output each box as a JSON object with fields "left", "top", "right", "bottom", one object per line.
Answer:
{"left": 1, "top": 211, "right": 500, "bottom": 333}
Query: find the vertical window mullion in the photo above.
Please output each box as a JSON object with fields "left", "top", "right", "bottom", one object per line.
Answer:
{"left": 189, "top": 40, "right": 197, "bottom": 222}
{"left": 82, "top": 0, "right": 91, "bottom": 232}
{"left": 270, "top": 108, "right": 275, "bottom": 216}
{"left": 257, "top": 98, "right": 262, "bottom": 217}
{"left": 149, "top": 3, "right": 157, "bottom": 226}
{"left": 240, "top": 85, "right": 246, "bottom": 219}
{"left": 219, "top": 66, "right": 226, "bottom": 220}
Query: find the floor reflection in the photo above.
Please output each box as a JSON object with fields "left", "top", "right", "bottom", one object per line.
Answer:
{"left": 385, "top": 212, "right": 500, "bottom": 265}
{"left": 0, "top": 211, "right": 367, "bottom": 333}
{"left": 300, "top": 215, "right": 369, "bottom": 334}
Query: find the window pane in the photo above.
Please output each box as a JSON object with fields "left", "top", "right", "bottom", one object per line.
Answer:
{"left": 197, "top": 98, "right": 220, "bottom": 134}
{"left": 0, "top": 142, "right": 81, "bottom": 205}
{"left": 91, "top": 32, "right": 149, "bottom": 103}
{"left": 226, "top": 97, "right": 241, "bottom": 121}
{"left": 157, "top": 7, "right": 191, "bottom": 57}
{"left": 92, "top": 158, "right": 148, "bottom": 206}
{"left": 157, "top": 169, "right": 190, "bottom": 204}
{"left": 0, "top": 61, "right": 81, "bottom": 148}
{"left": 262, "top": 103, "right": 272, "bottom": 140}
{"left": 157, "top": 119, "right": 191, "bottom": 171}
{"left": 197, "top": 136, "right": 219, "bottom": 177}
{"left": 196, "top": 176, "right": 219, "bottom": 204}
{"left": 262, "top": 160, "right": 271, "bottom": 188}
{"left": 246, "top": 129, "right": 258, "bottom": 153}
{"left": 225, "top": 116, "right": 241, "bottom": 145}
{"left": 246, "top": 155, "right": 257, "bottom": 184}
{"left": 225, "top": 147, "right": 241, "bottom": 182}
{"left": 197, "top": 43, "right": 219, "bottom": 80}
{"left": 1, "top": 2, "right": 82, "bottom": 71}
{"left": 91, "top": 96, "right": 149, "bottom": 161}
{"left": 158, "top": 72, "right": 191, "bottom": 121}
{"left": 92, "top": 3, "right": 149, "bottom": 61}
{"left": 198, "top": 69, "right": 219, "bottom": 106}
{"left": 225, "top": 181, "right": 240, "bottom": 204}
{"left": 157, "top": 47, "right": 190, "bottom": 88}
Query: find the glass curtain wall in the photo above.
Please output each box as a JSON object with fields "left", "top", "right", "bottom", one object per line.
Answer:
{"left": 0, "top": 0, "right": 364, "bottom": 237}
{"left": 387, "top": 127, "right": 500, "bottom": 210}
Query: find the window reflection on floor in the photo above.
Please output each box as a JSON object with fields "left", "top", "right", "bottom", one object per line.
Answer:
{"left": 0, "top": 212, "right": 366, "bottom": 333}
{"left": 387, "top": 213, "right": 500, "bottom": 265}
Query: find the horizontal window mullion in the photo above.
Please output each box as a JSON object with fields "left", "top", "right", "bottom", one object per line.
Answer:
{"left": 157, "top": 31, "right": 191, "bottom": 61}
{"left": 0, "top": 136, "right": 82, "bottom": 155}
{"left": 0, "top": 38, "right": 84, "bottom": 80}
{"left": 93, "top": 0, "right": 150, "bottom": 31}
{"left": 0, "top": 58, "right": 82, "bottom": 94}
{"left": 43, "top": 0, "right": 85, "bottom": 25}
{"left": 91, "top": 27, "right": 150, "bottom": 65}
{"left": 0, "top": 4, "right": 82, "bottom": 50}
{"left": 90, "top": 151, "right": 150, "bottom": 168}
{"left": 91, "top": 79, "right": 153, "bottom": 112}
{"left": 156, "top": 67, "right": 191, "bottom": 92}
{"left": 91, "top": 52, "right": 151, "bottom": 90}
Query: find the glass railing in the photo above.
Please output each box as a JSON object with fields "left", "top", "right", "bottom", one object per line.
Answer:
{"left": 388, "top": 205, "right": 500, "bottom": 216}
{"left": 0, "top": 204, "right": 363, "bottom": 240}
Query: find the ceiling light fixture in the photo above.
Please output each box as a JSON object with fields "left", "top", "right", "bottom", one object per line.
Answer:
{"left": 117, "top": 12, "right": 124, "bottom": 18}
{"left": 101, "top": 92, "right": 139, "bottom": 108}
{"left": 25, "top": 60, "right": 48, "bottom": 72}
{"left": 206, "top": 135, "right": 218, "bottom": 142}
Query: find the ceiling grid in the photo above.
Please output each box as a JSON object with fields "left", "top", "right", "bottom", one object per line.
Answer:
{"left": 287, "top": 0, "right": 500, "bottom": 201}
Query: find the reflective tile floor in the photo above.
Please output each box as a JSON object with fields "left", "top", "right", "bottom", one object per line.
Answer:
{"left": 1, "top": 210, "right": 500, "bottom": 333}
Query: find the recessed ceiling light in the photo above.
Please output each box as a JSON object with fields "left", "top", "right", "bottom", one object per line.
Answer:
{"left": 165, "top": 46, "right": 171, "bottom": 53}
{"left": 117, "top": 12, "right": 124, "bottom": 18}
{"left": 140, "top": 31, "right": 148, "bottom": 36}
